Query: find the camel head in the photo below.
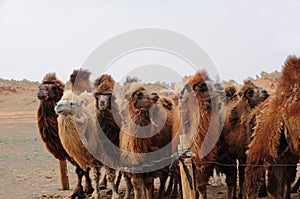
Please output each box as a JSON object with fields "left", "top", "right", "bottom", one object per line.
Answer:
{"left": 239, "top": 80, "right": 269, "bottom": 108}
{"left": 127, "top": 86, "right": 159, "bottom": 111}
{"left": 94, "top": 74, "right": 115, "bottom": 111}
{"left": 181, "top": 70, "right": 224, "bottom": 102}
{"left": 55, "top": 90, "right": 85, "bottom": 116}
{"left": 37, "top": 73, "right": 65, "bottom": 102}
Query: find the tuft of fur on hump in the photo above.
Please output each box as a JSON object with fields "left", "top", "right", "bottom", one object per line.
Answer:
{"left": 225, "top": 84, "right": 238, "bottom": 102}
{"left": 70, "top": 68, "right": 93, "bottom": 95}
{"left": 187, "top": 70, "right": 211, "bottom": 87}
{"left": 94, "top": 74, "right": 115, "bottom": 94}
{"left": 277, "top": 55, "right": 300, "bottom": 94}
{"left": 42, "top": 73, "right": 65, "bottom": 90}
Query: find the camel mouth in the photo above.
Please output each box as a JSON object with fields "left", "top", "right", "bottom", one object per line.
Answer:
{"left": 98, "top": 105, "right": 108, "bottom": 110}
{"left": 37, "top": 91, "right": 49, "bottom": 100}
{"left": 55, "top": 103, "right": 66, "bottom": 114}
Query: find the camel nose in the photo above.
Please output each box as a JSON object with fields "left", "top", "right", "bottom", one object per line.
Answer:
{"left": 55, "top": 103, "right": 65, "bottom": 113}
{"left": 99, "top": 100, "right": 105, "bottom": 107}
{"left": 37, "top": 89, "right": 48, "bottom": 100}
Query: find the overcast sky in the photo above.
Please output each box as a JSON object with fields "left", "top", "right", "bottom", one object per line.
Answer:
{"left": 1, "top": 0, "right": 300, "bottom": 84}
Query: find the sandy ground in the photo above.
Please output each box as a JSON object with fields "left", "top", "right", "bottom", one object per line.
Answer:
{"left": 0, "top": 86, "right": 299, "bottom": 199}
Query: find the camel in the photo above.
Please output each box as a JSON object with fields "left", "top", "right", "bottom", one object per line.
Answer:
{"left": 172, "top": 70, "right": 224, "bottom": 199}
{"left": 55, "top": 90, "right": 119, "bottom": 199}
{"left": 217, "top": 80, "right": 269, "bottom": 199}
{"left": 36, "top": 73, "right": 93, "bottom": 198}
{"left": 244, "top": 55, "right": 300, "bottom": 199}
{"left": 119, "top": 81, "right": 174, "bottom": 199}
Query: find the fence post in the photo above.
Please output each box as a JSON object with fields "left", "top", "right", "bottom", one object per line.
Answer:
{"left": 178, "top": 135, "right": 196, "bottom": 199}
{"left": 59, "top": 160, "right": 69, "bottom": 190}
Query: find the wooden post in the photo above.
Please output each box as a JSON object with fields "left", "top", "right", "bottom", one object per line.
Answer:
{"left": 178, "top": 135, "right": 196, "bottom": 199}
{"left": 59, "top": 160, "right": 69, "bottom": 190}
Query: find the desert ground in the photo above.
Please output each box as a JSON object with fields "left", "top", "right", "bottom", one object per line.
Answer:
{"left": 0, "top": 78, "right": 299, "bottom": 199}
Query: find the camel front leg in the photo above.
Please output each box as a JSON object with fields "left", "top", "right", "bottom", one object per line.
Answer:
{"left": 70, "top": 166, "right": 85, "bottom": 199}
{"left": 291, "top": 177, "right": 300, "bottom": 193}
{"left": 144, "top": 176, "right": 154, "bottom": 199}
{"left": 106, "top": 167, "right": 120, "bottom": 199}
{"left": 123, "top": 174, "right": 133, "bottom": 199}
{"left": 89, "top": 167, "right": 101, "bottom": 199}
{"left": 131, "top": 176, "right": 143, "bottom": 199}
{"left": 84, "top": 168, "right": 94, "bottom": 195}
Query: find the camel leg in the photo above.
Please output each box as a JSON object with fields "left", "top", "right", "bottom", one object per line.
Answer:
{"left": 89, "top": 167, "right": 101, "bottom": 199}
{"left": 99, "top": 173, "right": 107, "bottom": 190}
{"left": 197, "top": 185, "right": 207, "bottom": 199}
{"left": 106, "top": 168, "right": 120, "bottom": 199}
{"left": 84, "top": 168, "right": 94, "bottom": 195}
{"left": 165, "top": 174, "right": 173, "bottom": 196}
{"left": 156, "top": 173, "right": 168, "bottom": 198}
{"left": 285, "top": 164, "right": 297, "bottom": 199}
{"left": 131, "top": 176, "right": 143, "bottom": 199}
{"left": 267, "top": 166, "right": 286, "bottom": 198}
{"left": 225, "top": 168, "right": 237, "bottom": 199}
{"left": 116, "top": 171, "right": 122, "bottom": 192}
{"left": 124, "top": 174, "right": 133, "bottom": 199}
{"left": 291, "top": 177, "right": 300, "bottom": 193}
{"left": 170, "top": 173, "right": 181, "bottom": 199}
{"left": 144, "top": 177, "right": 154, "bottom": 199}
{"left": 257, "top": 174, "right": 268, "bottom": 197}
{"left": 71, "top": 166, "right": 85, "bottom": 199}
{"left": 238, "top": 165, "right": 245, "bottom": 199}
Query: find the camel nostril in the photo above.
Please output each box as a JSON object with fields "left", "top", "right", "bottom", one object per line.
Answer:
{"left": 99, "top": 100, "right": 105, "bottom": 107}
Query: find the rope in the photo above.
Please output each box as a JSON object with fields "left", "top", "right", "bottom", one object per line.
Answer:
{"left": 178, "top": 156, "right": 194, "bottom": 190}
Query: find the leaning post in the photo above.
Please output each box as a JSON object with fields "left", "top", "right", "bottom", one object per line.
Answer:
{"left": 59, "top": 160, "right": 69, "bottom": 190}
{"left": 178, "top": 134, "right": 196, "bottom": 199}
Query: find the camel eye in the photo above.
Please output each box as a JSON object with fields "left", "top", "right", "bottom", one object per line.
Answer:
{"left": 135, "top": 91, "right": 143, "bottom": 99}
{"left": 246, "top": 89, "right": 254, "bottom": 98}
{"left": 70, "top": 102, "right": 76, "bottom": 106}
{"left": 194, "top": 82, "right": 207, "bottom": 92}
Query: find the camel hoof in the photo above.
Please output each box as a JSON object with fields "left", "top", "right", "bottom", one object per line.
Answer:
{"left": 84, "top": 186, "right": 94, "bottom": 195}
{"left": 291, "top": 186, "right": 299, "bottom": 193}
{"left": 89, "top": 193, "right": 100, "bottom": 199}
{"left": 258, "top": 189, "right": 268, "bottom": 197}
{"left": 99, "top": 185, "right": 107, "bottom": 190}
{"left": 112, "top": 193, "right": 120, "bottom": 199}
{"left": 70, "top": 188, "right": 85, "bottom": 199}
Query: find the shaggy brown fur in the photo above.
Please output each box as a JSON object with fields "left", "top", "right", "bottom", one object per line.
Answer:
{"left": 56, "top": 90, "right": 119, "bottom": 199}
{"left": 172, "top": 70, "right": 223, "bottom": 199}
{"left": 37, "top": 73, "right": 67, "bottom": 160}
{"left": 36, "top": 73, "right": 93, "bottom": 199}
{"left": 217, "top": 80, "right": 269, "bottom": 199}
{"left": 245, "top": 56, "right": 300, "bottom": 199}
{"left": 70, "top": 69, "right": 93, "bottom": 95}
{"left": 119, "top": 83, "right": 174, "bottom": 199}
{"left": 94, "top": 74, "right": 121, "bottom": 190}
